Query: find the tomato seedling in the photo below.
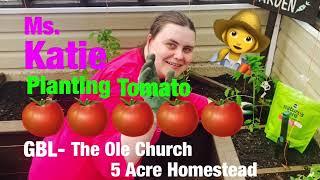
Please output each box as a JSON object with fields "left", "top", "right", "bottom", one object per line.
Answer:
{"left": 228, "top": 55, "right": 275, "bottom": 132}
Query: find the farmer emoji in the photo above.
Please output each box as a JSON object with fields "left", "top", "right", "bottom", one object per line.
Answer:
{"left": 210, "top": 10, "right": 270, "bottom": 74}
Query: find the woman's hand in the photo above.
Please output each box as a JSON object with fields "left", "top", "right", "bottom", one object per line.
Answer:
{"left": 138, "top": 54, "right": 174, "bottom": 112}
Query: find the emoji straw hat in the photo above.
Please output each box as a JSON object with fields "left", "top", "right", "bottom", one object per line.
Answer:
{"left": 213, "top": 10, "right": 270, "bottom": 53}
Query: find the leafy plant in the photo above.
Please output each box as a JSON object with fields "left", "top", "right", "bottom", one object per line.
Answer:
{"left": 224, "top": 87, "right": 242, "bottom": 105}
{"left": 290, "top": 164, "right": 320, "bottom": 180}
{"left": 224, "top": 54, "right": 274, "bottom": 132}
{"left": 233, "top": 55, "right": 268, "bottom": 93}
{"left": 73, "top": 29, "right": 120, "bottom": 79}
{"left": 177, "top": 66, "right": 191, "bottom": 83}
{"left": 89, "top": 28, "right": 120, "bottom": 60}
{"left": 244, "top": 118, "right": 261, "bottom": 132}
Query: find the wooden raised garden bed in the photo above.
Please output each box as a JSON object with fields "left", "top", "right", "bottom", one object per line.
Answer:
{"left": 0, "top": 70, "right": 221, "bottom": 180}
{"left": 190, "top": 65, "right": 320, "bottom": 180}
{"left": 1, "top": 63, "right": 319, "bottom": 180}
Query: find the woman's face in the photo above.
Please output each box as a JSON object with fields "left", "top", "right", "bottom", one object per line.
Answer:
{"left": 146, "top": 23, "right": 195, "bottom": 79}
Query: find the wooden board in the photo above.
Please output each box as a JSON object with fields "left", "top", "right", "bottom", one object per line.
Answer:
{"left": 280, "top": 16, "right": 320, "bottom": 67}
{"left": 273, "top": 48, "right": 320, "bottom": 100}
{"left": 273, "top": 16, "right": 320, "bottom": 99}
{"left": 0, "top": 10, "right": 269, "bottom": 32}
{"left": 0, "top": 9, "right": 268, "bottom": 71}
{"left": 276, "top": 31, "right": 312, "bottom": 75}
{"left": 0, "top": 27, "right": 251, "bottom": 51}
{"left": 0, "top": 46, "right": 226, "bottom": 69}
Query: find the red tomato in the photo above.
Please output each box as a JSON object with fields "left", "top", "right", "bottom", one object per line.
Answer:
{"left": 22, "top": 101, "right": 64, "bottom": 137}
{"left": 238, "top": 64, "right": 251, "bottom": 75}
{"left": 245, "top": 68, "right": 251, "bottom": 75}
{"left": 112, "top": 101, "right": 154, "bottom": 137}
{"left": 67, "top": 101, "right": 107, "bottom": 136}
{"left": 201, "top": 102, "right": 243, "bottom": 137}
{"left": 157, "top": 101, "right": 198, "bottom": 137}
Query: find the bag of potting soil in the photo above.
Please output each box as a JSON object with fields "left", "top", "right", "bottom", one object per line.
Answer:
{"left": 265, "top": 81, "right": 320, "bottom": 153}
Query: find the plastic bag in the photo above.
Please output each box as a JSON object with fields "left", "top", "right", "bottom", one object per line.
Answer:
{"left": 265, "top": 81, "right": 320, "bottom": 153}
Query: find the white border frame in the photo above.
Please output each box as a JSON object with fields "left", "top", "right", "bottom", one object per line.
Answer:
{"left": 0, "top": 4, "right": 258, "bottom": 14}
{"left": 265, "top": 13, "right": 282, "bottom": 76}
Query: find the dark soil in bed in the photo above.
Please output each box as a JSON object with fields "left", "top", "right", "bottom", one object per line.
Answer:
{"left": 190, "top": 74, "right": 275, "bottom": 125}
{"left": 246, "top": 170, "right": 310, "bottom": 180}
{"left": 0, "top": 74, "right": 272, "bottom": 121}
{"left": 0, "top": 74, "right": 319, "bottom": 180}
{"left": 0, "top": 81, "right": 79, "bottom": 121}
{"left": 0, "top": 82, "right": 47, "bottom": 121}
{"left": 0, "top": 80, "right": 220, "bottom": 179}
{"left": 190, "top": 74, "right": 320, "bottom": 179}
{"left": 232, "top": 129, "right": 320, "bottom": 169}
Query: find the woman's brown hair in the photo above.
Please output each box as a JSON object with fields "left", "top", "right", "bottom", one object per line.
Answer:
{"left": 149, "top": 11, "right": 196, "bottom": 37}
{"left": 141, "top": 11, "right": 196, "bottom": 54}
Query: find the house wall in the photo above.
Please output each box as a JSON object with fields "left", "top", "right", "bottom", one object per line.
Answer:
{"left": 271, "top": 16, "right": 320, "bottom": 143}
{"left": 0, "top": 9, "right": 268, "bottom": 71}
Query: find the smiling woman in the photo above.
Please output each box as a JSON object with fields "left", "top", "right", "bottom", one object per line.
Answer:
{"left": 29, "top": 11, "right": 211, "bottom": 180}
{"left": 145, "top": 26, "right": 195, "bottom": 79}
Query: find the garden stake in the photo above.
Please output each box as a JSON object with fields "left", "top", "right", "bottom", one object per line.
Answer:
{"left": 275, "top": 112, "right": 290, "bottom": 163}
{"left": 282, "top": 119, "right": 302, "bottom": 168}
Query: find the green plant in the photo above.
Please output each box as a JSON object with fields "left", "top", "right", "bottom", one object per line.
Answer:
{"left": 290, "top": 164, "right": 320, "bottom": 180}
{"left": 73, "top": 29, "right": 120, "bottom": 79}
{"left": 177, "top": 66, "right": 191, "bottom": 83}
{"left": 223, "top": 54, "right": 274, "bottom": 132}
{"left": 89, "top": 28, "right": 120, "bottom": 60}
{"left": 224, "top": 87, "right": 242, "bottom": 105}
{"left": 224, "top": 87, "right": 260, "bottom": 132}
{"left": 233, "top": 55, "right": 269, "bottom": 93}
